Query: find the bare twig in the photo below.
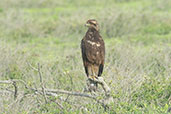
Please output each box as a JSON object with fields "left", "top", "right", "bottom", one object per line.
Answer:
{"left": 0, "top": 78, "right": 108, "bottom": 101}
{"left": 0, "top": 79, "right": 28, "bottom": 89}
{"left": 0, "top": 80, "right": 12, "bottom": 84}
{"left": 64, "top": 94, "right": 70, "bottom": 102}
{"left": 88, "top": 77, "right": 111, "bottom": 95}
{"left": 26, "top": 61, "right": 38, "bottom": 71}
{"left": 0, "top": 80, "right": 18, "bottom": 99}
{"left": 37, "top": 63, "right": 48, "bottom": 103}
{"left": 64, "top": 73, "right": 73, "bottom": 102}
{"left": 88, "top": 77, "right": 113, "bottom": 106}
{"left": 12, "top": 81, "right": 17, "bottom": 100}
{"left": 12, "top": 79, "right": 29, "bottom": 89}
{"left": 0, "top": 66, "right": 113, "bottom": 108}
{"left": 43, "top": 88, "right": 96, "bottom": 99}
{"left": 49, "top": 98, "right": 64, "bottom": 110}
{"left": 44, "top": 88, "right": 107, "bottom": 108}
{"left": 0, "top": 90, "right": 13, "bottom": 94}
{"left": 0, "top": 79, "right": 107, "bottom": 108}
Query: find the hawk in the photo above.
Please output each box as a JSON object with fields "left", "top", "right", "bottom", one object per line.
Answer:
{"left": 81, "top": 19, "right": 105, "bottom": 91}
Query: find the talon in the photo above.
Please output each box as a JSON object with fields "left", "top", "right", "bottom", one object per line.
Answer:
{"left": 89, "top": 75, "right": 97, "bottom": 80}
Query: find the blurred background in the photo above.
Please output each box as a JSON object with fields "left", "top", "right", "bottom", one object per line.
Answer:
{"left": 0, "top": 0, "right": 170, "bottom": 113}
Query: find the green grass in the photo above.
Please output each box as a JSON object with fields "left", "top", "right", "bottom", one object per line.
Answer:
{"left": 0, "top": 0, "right": 171, "bottom": 113}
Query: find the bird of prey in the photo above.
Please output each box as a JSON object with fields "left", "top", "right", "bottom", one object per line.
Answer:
{"left": 81, "top": 19, "right": 105, "bottom": 91}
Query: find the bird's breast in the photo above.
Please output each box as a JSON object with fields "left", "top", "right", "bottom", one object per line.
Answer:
{"left": 87, "top": 40, "right": 101, "bottom": 47}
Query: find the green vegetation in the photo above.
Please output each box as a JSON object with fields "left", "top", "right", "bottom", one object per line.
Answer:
{"left": 0, "top": 0, "right": 170, "bottom": 113}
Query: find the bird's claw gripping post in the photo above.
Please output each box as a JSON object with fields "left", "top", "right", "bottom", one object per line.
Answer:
{"left": 89, "top": 75, "right": 98, "bottom": 80}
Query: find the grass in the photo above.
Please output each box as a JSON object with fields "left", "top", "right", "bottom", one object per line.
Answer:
{"left": 0, "top": 0, "right": 171, "bottom": 113}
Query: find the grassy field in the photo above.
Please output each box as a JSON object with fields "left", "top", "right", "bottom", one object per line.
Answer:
{"left": 0, "top": 0, "right": 171, "bottom": 113}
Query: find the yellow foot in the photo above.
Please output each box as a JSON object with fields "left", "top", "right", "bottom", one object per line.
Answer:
{"left": 89, "top": 75, "right": 98, "bottom": 80}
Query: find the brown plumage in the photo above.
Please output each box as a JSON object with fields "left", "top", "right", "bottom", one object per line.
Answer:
{"left": 81, "top": 19, "right": 105, "bottom": 91}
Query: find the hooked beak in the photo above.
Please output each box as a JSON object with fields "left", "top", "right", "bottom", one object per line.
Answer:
{"left": 85, "top": 23, "right": 91, "bottom": 27}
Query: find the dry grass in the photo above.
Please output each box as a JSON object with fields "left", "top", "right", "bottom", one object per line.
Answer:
{"left": 0, "top": 0, "right": 171, "bottom": 113}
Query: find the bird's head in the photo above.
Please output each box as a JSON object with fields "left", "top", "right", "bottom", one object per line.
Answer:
{"left": 85, "top": 19, "right": 99, "bottom": 31}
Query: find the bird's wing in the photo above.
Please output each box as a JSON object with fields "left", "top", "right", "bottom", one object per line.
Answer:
{"left": 81, "top": 38, "right": 89, "bottom": 76}
{"left": 98, "top": 38, "right": 105, "bottom": 76}
{"left": 81, "top": 37, "right": 105, "bottom": 76}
